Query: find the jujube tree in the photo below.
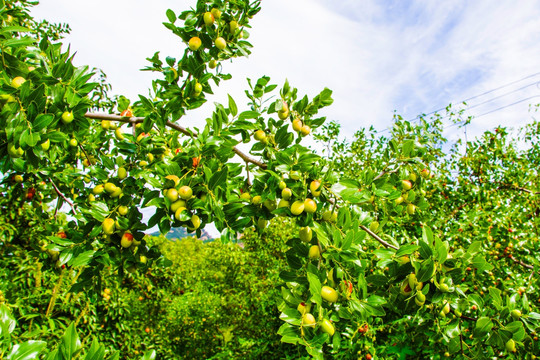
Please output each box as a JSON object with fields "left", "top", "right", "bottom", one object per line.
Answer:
{"left": 1, "top": 0, "right": 539, "bottom": 359}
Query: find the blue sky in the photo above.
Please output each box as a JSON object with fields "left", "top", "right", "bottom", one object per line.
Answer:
{"left": 31, "top": 0, "right": 540, "bottom": 143}
{"left": 29, "top": 0, "right": 540, "bottom": 237}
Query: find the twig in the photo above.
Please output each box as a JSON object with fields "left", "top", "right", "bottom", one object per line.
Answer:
{"left": 360, "top": 224, "right": 399, "bottom": 250}
{"left": 78, "top": 143, "right": 94, "bottom": 166}
{"left": 49, "top": 177, "right": 77, "bottom": 214}
{"left": 507, "top": 254, "right": 535, "bottom": 270}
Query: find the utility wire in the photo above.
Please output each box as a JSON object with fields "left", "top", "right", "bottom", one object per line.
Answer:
{"left": 377, "top": 72, "right": 540, "bottom": 134}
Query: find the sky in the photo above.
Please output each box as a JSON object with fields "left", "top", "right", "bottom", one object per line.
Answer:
{"left": 30, "top": 0, "right": 540, "bottom": 146}
{"left": 29, "top": 1, "right": 540, "bottom": 237}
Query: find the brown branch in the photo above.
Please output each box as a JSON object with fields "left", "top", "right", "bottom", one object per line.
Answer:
{"left": 85, "top": 112, "right": 267, "bottom": 169}
{"left": 497, "top": 183, "right": 539, "bottom": 195}
{"left": 507, "top": 253, "right": 535, "bottom": 270}
{"left": 360, "top": 224, "right": 399, "bottom": 250}
{"left": 49, "top": 177, "right": 77, "bottom": 214}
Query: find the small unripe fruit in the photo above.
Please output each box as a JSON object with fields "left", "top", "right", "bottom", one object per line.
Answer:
{"left": 297, "top": 302, "right": 310, "bottom": 315}
{"left": 104, "top": 182, "right": 117, "bottom": 194}
{"left": 442, "top": 302, "right": 451, "bottom": 315}
{"left": 118, "top": 167, "right": 127, "bottom": 179}
{"left": 240, "top": 192, "right": 251, "bottom": 202}
{"left": 402, "top": 180, "right": 413, "bottom": 190}
{"left": 289, "top": 170, "right": 301, "bottom": 180}
{"left": 191, "top": 214, "right": 201, "bottom": 229}
{"left": 179, "top": 185, "right": 193, "bottom": 200}
{"left": 308, "top": 245, "right": 320, "bottom": 259}
{"left": 120, "top": 232, "right": 134, "bottom": 248}
{"left": 254, "top": 130, "right": 266, "bottom": 142}
{"left": 277, "top": 199, "right": 290, "bottom": 209}
{"left": 188, "top": 36, "right": 202, "bottom": 51}
{"left": 302, "top": 313, "right": 316, "bottom": 327}
{"left": 170, "top": 199, "right": 187, "bottom": 213}
{"left": 93, "top": 184, "right": 105, "bottom": 194}
{"left": 193, "top": 82, "right": 203, "bottom": 96}
{"left": 165, "top": 175, "right": 180, "bottom": 187}
{"left": 263, "top": 199, "right": 277, "bottom": 211}
{"left": 110, "top": 187, "right": 122, "bottom": 198}
{"left": 257, "top": 218, "right": 268, "bottom": 229}
{"left": 369, "top": 221, "right": 379, "bottom": 232}
{"left": 118, "top": 205, "right": 128, "bottom": 216}
{"left": 510, "top": 309, "right": 522, "bottom": 320}
{"left": 61, "top": 111, "right": 74, "bottom": 124}
{"left": 406, "top": 203, "right": 416, "bottom": 215}
{"left": 439, "top": 283, "right": 449, "bottom": 292}
{"left": 310, "top": 180, "right": 322, "bottom": 197}
{"left": 505, "top": 338, "right": 516, "bottom": 352}
{"left": 11, "top": 76, "right": 26, "bottom": 88}
{"left": 395, "top": 196, "right": 404, "bottom": 205}
{"left": 14, "top": 175, "right": 23, "bottom": 183}
{"left": 203, "top": 12, "right": 215, "bottom": 26}
{"left": 281, "top": 188, "right": 292, "bottom": 200}
{"left": 299, "top": 226, "right": 312, "bottom": 242}
{"left": 101, "top": 120, "right": 110, "bottom": 129}
{"left": 41, "top": 139, "right": 50, "bottom": 151}
{"left": 278, "top": 103, "right": 289, "bottom": 120}
{"left": 304, "top": 198, "right": 317, "bottom": 213}
{"left": 229, "top": 20, "right": 239, "bottom": 33}
{"left": 292, "top": 118, "right": 303, "bottom": 132}
{"left": 166, "top": 188, "right": 179, "bottom": 202}
{"left": 115, "top": 127, "right": 124, "bottom": 140}
{"left": 290, "top": 200, "right": 305, "bottom": 215}
{"left": 102, "top": 218, "right": 116, "bottom": 235}
{"left": 300, "top": 125, "right": 311, "bottom": 136}
{"left": 69, "top": 138, "right": 78, "bottom": 147}
{"left": 320, "top": 319, "right": 335, "bottom": 336}
{"left": 278, "top": 181, "right": 287, "bottom": 190}
{"left": 215, "top": 37, "right": 227, "bottom": 50}
{"left": 210, "top": 8, "right": 221, "bottom": 19}
{"left": 321, "top": 286, "right": 338, "bottom": 303}
{"left": 209, "top": 59, "right": 218, "bottom": 69}
{"left": 252, "top": 195, "right": 262, "bottom": 205}
{"left": 322, "top": 210, "right": 337, "bottom": 222}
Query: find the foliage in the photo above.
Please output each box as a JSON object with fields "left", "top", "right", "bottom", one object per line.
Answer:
{"left": 1, "top": 0, "right": 539, "bottom": 359}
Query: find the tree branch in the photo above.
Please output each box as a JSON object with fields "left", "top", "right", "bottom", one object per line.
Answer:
{"left": 360, "top": 224, "right": 399, "bottom": 250}
{"left": 507, "top": 253, "right": 535, "bottom": 270}
{"left": 84, "top": 112, "right": 267, "bottom": 169}
{"left": 49, "top": 177, "right": 77, "bottom": 214}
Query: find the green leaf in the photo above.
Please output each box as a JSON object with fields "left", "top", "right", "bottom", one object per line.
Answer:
{"left": 209, "top": 166, "right": 228, "bottom": 190}
{"left": 0, "top": 304, "right": 16, "bottom": 336}
{"left": 279, "top": 308, "right": 301, "bottom": 326}
{"left": 473, "top": 317, "right": 493, "bottom": 338}
{"left": 59, "top": 323, "right": 81, "bottom": 359}
{"left": 416, "top": 258, "right": 435, "bottom": 282}
{"left": 6, "top": 340, "right": 47, "bottom": 360}
{"left": 307, "top": 271, "right": 322, "bottom": 306}
{"left": 141, "top": 350, "right": 156, "bottom": 360}
{"left": 84, "top": 338, "right": 105, "bottom": 360}
{"left": 165, "top": 9, "right": 176, "bottom": 23}
{"left": 228, "top": 95, "right": 237, "bottom": 117}
{"left": 32, "top": 114, "right": 54, "bottom": 131}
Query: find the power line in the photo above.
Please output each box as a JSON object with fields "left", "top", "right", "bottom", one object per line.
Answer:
{"left": 405, "top": 71, "right": 540, "bottom": 122}
{"left": 377, "top": 72, "right": 540, "bottom": 134}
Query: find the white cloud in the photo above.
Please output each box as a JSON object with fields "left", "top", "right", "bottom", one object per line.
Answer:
{"left": 31, "top": 0, "right": 540, "bottom": 140}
